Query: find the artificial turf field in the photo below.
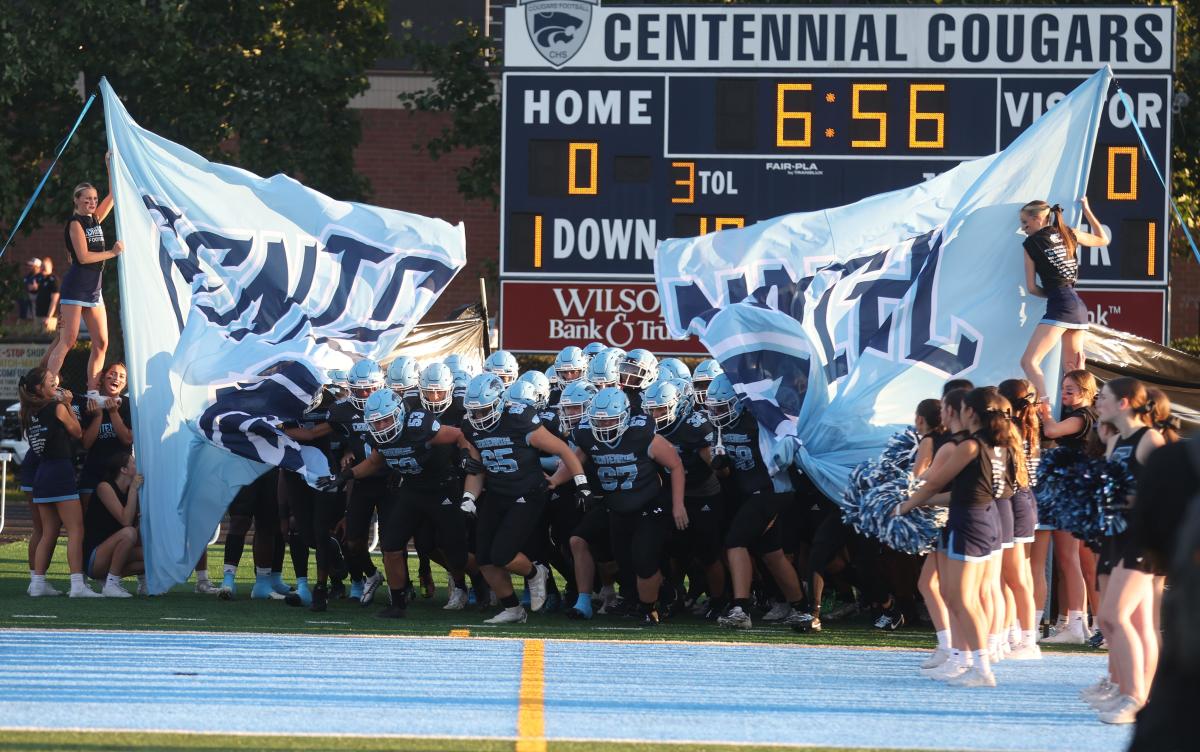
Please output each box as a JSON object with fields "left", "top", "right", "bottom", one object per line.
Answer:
{"left": 0, "top": 539, "right": 1130, "bottom": 752}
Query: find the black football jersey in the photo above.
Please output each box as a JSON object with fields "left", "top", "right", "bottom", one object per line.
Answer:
{"left": 719, "top": 411, "right": 772, "bottom": 495}
{"left": 537, "top": 408, "right": 564, "bottom": 442}
{"left": 574, "top": 414, "right": 660, "bottom": 513}
{"left": 366, "top": 409, "right": 452, "bottom": 491}
{"left": 662, "top": 411, "right": 721, "bottom": 497}
{"left": 463, "top": 403, "right": 547, "bottom": 498}
{"left": 434, "top": 395, "right": 467, "bottom": 428}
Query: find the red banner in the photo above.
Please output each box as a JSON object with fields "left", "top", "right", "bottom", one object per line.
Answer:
{"left": 1076, "top": 288, "right": 1166, "bottom": 343}
{"left": 500, "top": 280, "right": 707, "bottom": 355}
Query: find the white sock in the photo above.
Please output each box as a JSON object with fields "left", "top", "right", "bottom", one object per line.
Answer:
{"left": 69, "top": 572, "right": 85, "bottom": 589}
{"left": 987, "top": 634, "right": 999, "bottom": 653}
{"left": 972, "top": 648, "right": 992, "bottom": 673}
{"left": 1067, "top": 609, "right": 1086, "bottom": 632}
{"left": 961, "top": 649, "right": 973, "bottom": 667}
{"left": 1055, "top": 614, "right": 1068, "bottom": 628}
{"left": 936, "top": 629, "right": 951, "bottom": 650}
{"left": 1009, "top": 625, "right": 1022, "bottom": 644}
{"left": 1022, "top": 629, "right": 1037, "bottom": 645}
{"left": 256, "top": 566, "right": 271, "bottom": 577}
{"left": 1035, "top": 608, "right": 1044, "bottom": 626}
{"left": 31, "top": 573, "right": 46, "bottom": 586}
{"left": 105, "top": 574, "right": 122, "bottom": 588}
{"left": 223, "top": 563, "right": 237, "bottom": 577}
{"left": 196, "top": 569, "right": 210, "bottom": 584}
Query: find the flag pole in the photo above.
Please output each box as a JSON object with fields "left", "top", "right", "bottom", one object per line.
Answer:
{"left": 479, "top": 277, "right": 492, "bottom": 357}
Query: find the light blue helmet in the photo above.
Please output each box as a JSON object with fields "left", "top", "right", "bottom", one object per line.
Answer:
{"left": 558, "top": 381, "right": 597, "bottom": 434}
{"left": 582, "top": 342, "right": 607, "bottom": 361}
{"left": 668, "top": 376, "right": 696, "bottom": 418}
{"left": 364, "top": 389, "right": 406, "bottom": 443}
{"left": 641, "top": 378, "right": 682, "bottom": 431}
{"left": 618, "top": 348, "right": 659, "bottom": 391}
{"left": 586, "top": 349, "right": 621, "bottom": 389}
{"left": 657, "top": 358, "right": 691, "bottom": 382}
{"left": 443, "top": 353, "right": 475, "bottom": 377}
{"left": 604, "top": 346, "right": 627, "bottom": 363}
{"left": 450, "top": 369, "right": 471, "bottom": 391}
{"left": 704, "top": 373, "right": 743, "bottom": 428}
{"left": 516, "top": 370, "right": 551, "bottom": 410}
{"left": 553, "top": 346, "right": 587, "bottom": 384}
{"left": 419, "top": 362, "right": 454, "bottom": 413}
{"left": 692, "top": 359, "right": 724, "bottom": 404}
{"left": 506, "top": 378, "right": 541, "bottom": 410}
{"left": 347, "top": 359, "right": 385, "bottom": 409}
{"left": 325, "top": 369, "right": 350, "bottom": 400}
{"left": 483, "top": 350, "right": 519, "bottom": 385}
{"left": 588, "top": 387, "right": 631, "bottom": 445}
{"left": 464, "top": 373, "right": 506, "bottom": 431}
{"left": 544, "top": 365, "right": 558, "bottom": 389}
{"left": 386, "top": 356, "right": 420, "bottom": 394}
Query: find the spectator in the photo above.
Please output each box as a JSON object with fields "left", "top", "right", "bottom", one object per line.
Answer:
{"left": 21, "top": 258, "right": 41, "bottom": 320}
{"left": 35, "top": 256, "right": 59, "bottom": 332}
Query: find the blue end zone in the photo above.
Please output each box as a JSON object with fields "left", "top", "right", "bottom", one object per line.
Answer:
{"left": 0, "top": 629, "right": 1132, "bottom": 751}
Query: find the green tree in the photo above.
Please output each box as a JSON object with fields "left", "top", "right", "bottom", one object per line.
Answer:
{"left": 0, "top": 0, "right": 390, "bottom": 246}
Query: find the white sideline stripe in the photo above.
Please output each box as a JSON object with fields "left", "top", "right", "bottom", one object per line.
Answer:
{"left": 305, "top": 621, "right": 349, "bottom": 625}
{"left": 160, "top": 618, "right": 206, "bottom": 622}
{"left": 10, "top": 615, "right": 57, "bottom": 619}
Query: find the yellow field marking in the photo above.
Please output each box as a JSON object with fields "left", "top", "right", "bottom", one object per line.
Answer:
{"left": 449, "top": 629, "right": 470, "bottom": 638}
{"left": 515, "top": 638, "right": 546, "bottom": 752}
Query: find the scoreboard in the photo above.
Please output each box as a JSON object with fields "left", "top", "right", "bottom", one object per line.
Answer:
{"left": 500, "top": 5, "right": 1175, "bottom": 351}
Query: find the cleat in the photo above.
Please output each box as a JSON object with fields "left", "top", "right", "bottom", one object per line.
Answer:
{"left": 349, "top": 579, "right": 364, "bottom": 600}
{"left": 218, "top": 572, "right": 237, "bottom": 600}
{"left": 360, "top": 571, "right": 384, "bottom": 606}
{"left": 101, "top": 582, "right": 132, "bottom": 598}
{"left": 194, "top": 579, "right": 221, "bottom": 595}
{"left": 542, "top": 590, "right": 562, "bottom": 614}
{"left": 376, "top": 604, "right": 407, "bottom": 619}
{"left": 873, "top": 610, "right": 905, "bottom": 631}
{"left": 309, "top": 584, "right": 329, "bottom": 612}
{"left": 597, "top": 585, "right": 618, "bottom": 614}
{"left": 420, "top": 570, "right": 436, "bottom": 600}
{"left": 824, "top": 599, "right": 861, "bottom": 621}
{"left": 526, "top": 563, "right": 550, "bottom": 612}
{"left": 485, "top": 606, "right": 528, "bottom": 624}
{"left": 285, "top": 580, "right": 312, "bottom": 607}
{"left": 566, "top": 594, "right": 593, "bottom": 620}
{"left": 1088, "top": 629, "right": 1106, "bottom": 649}
{"left": 790, "top": 613, "right": 821, "bottom": 633}
{"left": 948, "top": 667, "right": 997, "bottom": 688}
{"left": 762, "top": 601, "right": 791, "bottom": 621}
{"left": 717, "top": 606, "right": 752, "bottom": 630}
{"left": 250, "top": 577, "right": 276, "bottom": 600}
{"left": 443, "top": 587, "right": 469, "bottom": 611}
{"left": 642, "top": 608, "right": 661, "bottom": 627}
{"left": 328, "top": 580, "right": 346, "bottom": 600}
{"left": 269, "top": 573, "right": 291, "bottom": 595}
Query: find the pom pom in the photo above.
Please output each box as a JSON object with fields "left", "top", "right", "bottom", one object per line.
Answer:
{"left": 1040, "top": 451, "right": 1137, "bottom": 542}
{"left": 857, "top": 475, "right": 948, "bottom": 555}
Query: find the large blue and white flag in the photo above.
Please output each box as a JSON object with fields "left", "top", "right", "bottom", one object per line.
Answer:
{"left": 101, "top": 80, "right": 467, "bottom": 592}
{"left": 655, "top": 68, "right": 1110, "bottom": 500}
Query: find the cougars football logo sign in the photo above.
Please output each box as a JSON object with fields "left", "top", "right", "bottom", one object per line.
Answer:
{"left": 521, "top": 0, "right": 598, "bottom": 68}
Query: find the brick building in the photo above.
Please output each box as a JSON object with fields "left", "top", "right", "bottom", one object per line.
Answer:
{"left": 5, "top": 1, "right": 1197, "bottom": 342}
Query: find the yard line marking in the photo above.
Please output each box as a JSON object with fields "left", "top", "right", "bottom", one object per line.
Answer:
{"left": 515, "top": 639, "right": 545, "bottom": 752}
{"left": 305, "top": 621, "right": 348, "bottom": 625}
{"left": 594, "top": 627, "right": 642, "bottom": 631}
{"left": 449, "top": 629, "right": 471, "bottom": 637}
{"left": 160, "top": 617, "right": 206, "bottom": 622}
{"left": 10, "top": 615, "right": 57, "bottom": 619}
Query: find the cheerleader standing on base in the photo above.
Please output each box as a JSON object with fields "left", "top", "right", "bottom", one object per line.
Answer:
{"left": 898, "top": 387, "right": 1023, "bottom": 688}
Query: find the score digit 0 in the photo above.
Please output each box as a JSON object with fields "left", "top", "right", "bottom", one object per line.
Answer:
{"left": 568, "top": 142, "right": 598, "bottom": 195}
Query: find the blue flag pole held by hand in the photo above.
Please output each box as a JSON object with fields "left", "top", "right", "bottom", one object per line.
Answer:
{"left": 0, "top": 93, "right": 97, "bottom": 259}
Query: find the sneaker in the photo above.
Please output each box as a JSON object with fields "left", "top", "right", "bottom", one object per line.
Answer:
{"left": 1098, "top": 695, "right": 1143, "bottom": 724}
{"left": 1080, "top": 677, "right": 1114, "bottom": 700}
{"left": 1006, "top": 641, "right": 1043, "bottom": 661}
{"left": 360, "top": 571, "right": 384, "bottom": 607}
{"left": 1041, "top": 625, "right": 1088, "bottom": 645}
{"left": 443, "top": 587, "right": 469, "bottom": 611}
{"left": 526, "top": 564, "right": 550, "bottom": 612}
{"left": 762, "top": 601, "right": 791, "bottom": 621}
{"left": 948, "top": 666, "right": 997, "bottom": 688}
{"left": 69, "top": 584, "right": 103, "bottom": 598}
{"left": 542, "top": 590, "right": 562, "bottom": 613}
{"left": 790, "top": 613, "right": 821, "bottom": 633}
{"left": 102, "top": 582, "right": 132, "bottom": 598}
{"left": 28, "top": 580, "right": 61, "bottom": 597}
{"left": 717, "top": 606, "right": 752, "bottom": 630}
{"left": 377, "top": 604, "right": 407, "bottom": 619}
{"left": 1091, "top": 689, "right": 1128, "bottom": 711}
{"left": 194, "top": 579, "right": 221, "bottom": 595}
{"left": 929, "top": 660, "right": 970, "bottom": 681}
{"left": 485, "top": 606, "right": 528, "bottom": 624}
{"left": 920, "top": 648, "right": 951, "bottom": 670}
{"left": 873, "top": 610, "right": 905, "bottom": 631}
{"left": 309, "top": 584, "right": 329, "bottom": 613}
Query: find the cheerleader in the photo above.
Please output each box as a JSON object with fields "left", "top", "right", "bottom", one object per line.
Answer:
{"left": 1091, "top": 378, "right": 1166, "bottom": 723}
{"left": 21, "top": 367, "right": 97, "bottom": 597}
{"left": 44, "top": 161, "right": 126, "bottom": 393}
{"left": 898, "top": 387, "right": 1024, "bottom": 687}
{"left": 77, "top": 362, "right": 133, "bottom": 510}
{"left": 1035, "top": 369, "right": 1099, "bottom": 643}
{"left": 1017, "top": 197, "right": 1108, "bottom": 403}
{"left": 913, "top": 397, "right": 954, "bottom": 671}
{"left": 996, "top": 380, "right": 1041, "bottom": 659}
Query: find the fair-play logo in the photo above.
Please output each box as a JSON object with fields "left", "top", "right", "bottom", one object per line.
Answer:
{"left": 521, "top": 0, "right": 599, "bottom": 68}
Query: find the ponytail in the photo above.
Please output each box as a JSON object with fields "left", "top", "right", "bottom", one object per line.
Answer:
{"left": 1105, "top": 377, "right": 1152, "bottom": 426}
{"left": 18, "top": 367, "right": 51, "bottom": 435}
{"left": 1021, "top": 199, "right": 1077, "bottom": 261}
{"left": 1145, "top": 387, "right": 1180, "bottom": 443}
{"left": 965, "top": 386, "right": 1028, "bottom": 488}
{"left": 998, "top": 378, "right": 1039, "bottom": 456}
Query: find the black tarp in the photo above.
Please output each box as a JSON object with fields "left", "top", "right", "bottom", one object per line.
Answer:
{"left": 1086, "top": 325, "right": 1200, "bottom": 431}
